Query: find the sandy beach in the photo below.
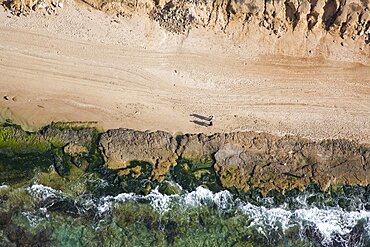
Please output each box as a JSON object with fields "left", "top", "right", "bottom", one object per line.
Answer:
{"left": 1, "top": 1, "right": 370, "bottom": 245}
{"left": 0, "top": 0, "right": 369, "bottom": 142}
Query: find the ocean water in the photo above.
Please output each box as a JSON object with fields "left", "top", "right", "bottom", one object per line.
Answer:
{"left": 1, "top": 181, "right": 369, "bottom": 247}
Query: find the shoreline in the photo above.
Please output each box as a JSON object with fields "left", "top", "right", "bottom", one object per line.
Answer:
{"left": 0, "top": 0, "right": 369, "bottom": 245}
{"left": 1, "top": 121, "right": 369, "bottom": 194}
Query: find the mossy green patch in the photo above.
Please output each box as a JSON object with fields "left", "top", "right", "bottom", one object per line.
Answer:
{"left": 0, "top": 152, "right": 54, "bottom": 184}
{"left": 47, "top": 121, "right": 100, "bottom": 131}
{"left": 118, "top": 161, "right": 156, "bottom": 195}
{"left": 0, "top": 122, "right": 106, "bottom": 189}
{"left": 0, "top": 127, "right": 51, "bottom": 154}
{"left": 171, "top": 158, "right": 222, "bottom": 192}
{"left": 158, "top": 180, "right": 183, "bottom": 195}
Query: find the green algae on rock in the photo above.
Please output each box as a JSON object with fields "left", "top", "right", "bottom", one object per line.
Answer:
{"left": 171, "top": 158, "right": 222, "bottom": 192}
{"left": 0, "top": 122, "right": 101, "bottom": 186}
{"left": 99, "top": 128, "right": 178, "bottom": 182}
{"left": 0, "top": 123, "right": 51, "bottom": 154}
{"left": 1, "top": 122, "right": 369, "bottom": 195}
{"left": 0, "top": 119, "right": 369, "bottom": 246}
{"left": 99, "top": 128, "right": 370, "bottom": 195}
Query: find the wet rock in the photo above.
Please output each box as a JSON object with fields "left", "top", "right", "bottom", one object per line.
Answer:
{"left": 41, "top": 123, "right": 96, "bottom": 150}
{"left": 0, "top": 124, "right": 51, "bottom": 155}
{"left": 214, "top": 143, "right": 254, "bottom": 192}
{"left": 171, "top": 158, "right": 220, "bottom": 192}
{"left": 98, "top": 128, "right": 370, "bottom": 194}
{"left": 63, "top": 143, "right": 88, "bottom": 156}
{"left": 0, "top": 212, "right": 12, "bottom": 226}
{"left": 99, "top": 129, "right": 178, "bottom": 181}
{"left": 46, "top": 199, "right": 82, "bottom": 217}
{"left": 5, "top": 224, "right": 54, "bottom": 246}
{"left": 1, "top": 123, "right": 369, "bottom": 195}
{"left": 53, "top": 151, "right": 70, "bottom": 177}
{"left": 158, "top": 180, "right": 182, "bottom": 195}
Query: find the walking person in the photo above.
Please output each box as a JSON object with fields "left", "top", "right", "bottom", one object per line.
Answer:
{"left": 208, "top": 114, "right": 215, "bottom": 127}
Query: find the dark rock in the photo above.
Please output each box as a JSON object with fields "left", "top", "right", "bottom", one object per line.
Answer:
{"left": 0, "top": 211, "right": 12, "bottom": 226}
{"left": 41, "top": 123, "right": 96, "bottom": 150}
{"left": 5, "top": 224, "right": 54, "bottom": 246}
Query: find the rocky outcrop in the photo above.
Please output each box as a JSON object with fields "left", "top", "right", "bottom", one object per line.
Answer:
{"left": 3, "top": 0, "right": 64, "bottom": 16}
{"left": 212, "top": 134, "right": 370, "bottom": 194}
{"left": 40, "top": 123, "right": 97, "bottom": 151}
{"left": 146, "top": 0, "right": 370, "bottom": 43}
{"left": 0, "top": 122, "right": 99, "bottom": 183}
{"left": 99, "top": 129, "right": 178, "bottom": 180}
{"left": 0, "top": 123, "right": 369, "bottom": 194}
{"left": 99, "top": 129, "right": 370, "bottom": 195}
{"left": 3, "top": 0, "right": 369, "bottom": 44}
{"left": 86, "top": 0, "right": 369, "bottom": 43}
{"left": 0, "top": 122, "right": 96, "bottom": 155}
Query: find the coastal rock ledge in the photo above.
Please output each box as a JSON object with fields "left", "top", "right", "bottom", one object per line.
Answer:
{"left": 0, "top": 122, "right": 369, "bottom": 195}
{"left": 100, "top": 128, "right": 370, "bottom": 195}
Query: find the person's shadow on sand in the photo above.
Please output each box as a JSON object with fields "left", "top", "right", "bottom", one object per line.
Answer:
{"left": 190, "top": 114, "right": 210, "bottom": 121}
{"left": 190, "top": 114, "right": 210, "bottom": 127}
{"left": 190, "top": 120, "right": 209, "bottom": 127}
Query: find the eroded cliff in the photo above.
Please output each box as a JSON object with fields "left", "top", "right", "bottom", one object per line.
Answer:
{"left": 3, "top": 0, "right": 369, "bottom": 44}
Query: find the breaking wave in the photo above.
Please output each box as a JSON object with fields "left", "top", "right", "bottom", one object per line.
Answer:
{"left": 24, "top": 184, "right": 370, "bottom": 246}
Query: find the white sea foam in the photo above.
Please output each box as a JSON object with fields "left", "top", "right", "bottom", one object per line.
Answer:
{"left": 239, "top": 201, "right": 370, "bottom": 246}
{"left": 294, "top": 208, "right": 370, "bottom": 245}
{"left": 96, "top": 198, "right": 113, "bottom": 214}
{"left": 95, "top": 189, "right": 173, "bottom": 214}
{"left": 183, "top": 186, "right": 215, "bottom": 206}
{"left": 183, "top": 186, "right": 234, "bottom": 210}
{"left": 23, "top": 184, "right": 370, "bottom": 246}
{"left": 21, "top": 211, "right": 45, "bottom": 227}
{"left": 146, "top": 189, "right": 173, "bottom": 212}
{"left": 95, "top": 186, "right": 234, "bottom": 214}
{"left": 116, "top": 189, "right": 173, "bottom": 212}
{"left": 0, "top": 185, "right": 9, "bottom": 190}
{"left": 114, "top": 192, "right": 136, "bottom": 202}
{"left": 240, "top": 203, "right": 294, "bottom": 232}
{"left": 107, "top": 186, "right": 370, "bottom": 246}
{"left": 27, "top": 184, "right": 63, "bottom": 200}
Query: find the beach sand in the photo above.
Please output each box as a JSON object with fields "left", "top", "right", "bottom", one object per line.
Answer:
{"left": 0, "top": 1, "right": 369, "bottom": 142}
